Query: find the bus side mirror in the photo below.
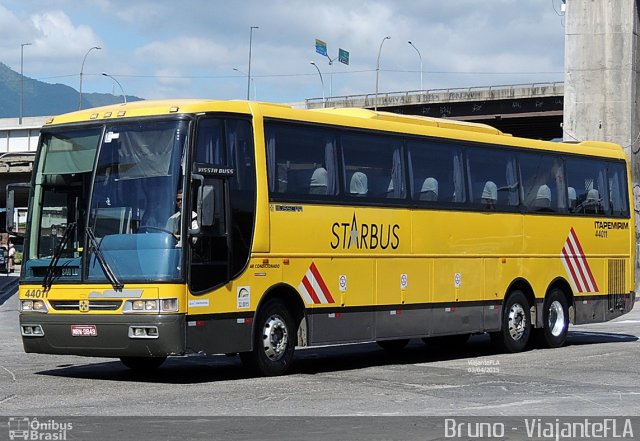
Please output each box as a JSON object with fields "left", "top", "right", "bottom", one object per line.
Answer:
{"left": 6, "top": 183, "right": 30, "bottom": 236}
{"left": 200, "top": 184, "right": 215, "bottom": 227}
{"left": 190, "top": 175, "right": 215, "bottom": 234}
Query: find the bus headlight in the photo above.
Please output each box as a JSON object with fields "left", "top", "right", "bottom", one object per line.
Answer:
{"left": 21, "top": 300, "right": 48, "bottom": 313}
{"left": 123, "top": 299, "right": 178, "bottom": 313}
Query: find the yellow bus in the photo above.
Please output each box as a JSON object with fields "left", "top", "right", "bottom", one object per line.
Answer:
{"left": 11, "top": 99, "right": 636, "bottom": 376}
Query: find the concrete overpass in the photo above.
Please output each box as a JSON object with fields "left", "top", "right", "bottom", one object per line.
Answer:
{"left": 305, "top": 82, "right": 564, "bottom": 140}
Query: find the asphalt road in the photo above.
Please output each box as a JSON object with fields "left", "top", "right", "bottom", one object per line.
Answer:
{"left": 0, "top": 289, "right": 638, "bottom": 440}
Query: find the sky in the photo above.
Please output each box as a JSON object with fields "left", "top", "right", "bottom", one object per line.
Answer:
{"left": 0, "top": 0, "right": 567, "bottom": 105}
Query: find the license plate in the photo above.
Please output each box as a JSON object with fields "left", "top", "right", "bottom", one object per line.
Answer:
{"left": 71, "top": 325, "right": 97, "bottom": 337}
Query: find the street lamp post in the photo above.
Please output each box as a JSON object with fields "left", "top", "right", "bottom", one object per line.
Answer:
{"left": 79, "top": 46, "right": 102, "bottom": 110}
{"left": 408, "top": 40, "right": 423, "bottom": 91}
{"left": 247, "top": 26, "right": 259, "bottom": 101}
{"left": 19, "top": 43, "right": 32, "bottom": 125}
{"left": 101, "top": 72, "right": 127, "bottom": 104}
{"left": 233, "top": 68, "right": 257, "bottom": 100}
{"left": 310, "top": 62, "right": 325, "bottom": 107}
{"left": 375, "top": 36, "right": 391, "bottom": 112}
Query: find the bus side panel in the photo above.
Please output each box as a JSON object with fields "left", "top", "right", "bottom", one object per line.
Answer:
{"left": 430, "top": 258, "right": 484, "bottom": 336}
{"left": 375, "top": 258, "right": 430, "bottom": 339}
{"left": 300, "top": 258, "right": 375, "bottom": 345}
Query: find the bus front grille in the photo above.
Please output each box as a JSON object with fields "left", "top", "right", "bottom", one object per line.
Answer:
{"left": 49, "top": 300, "right": 123, "bottom": 311}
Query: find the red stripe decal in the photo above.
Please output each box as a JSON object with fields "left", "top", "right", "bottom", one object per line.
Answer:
{"left": 309, "top": 262, "right": 334, "bottom": 303}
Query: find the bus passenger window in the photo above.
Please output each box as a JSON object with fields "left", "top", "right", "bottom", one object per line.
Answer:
{"left": 467, "top": 148, "right": 517, "bottom": 209}
{"left": 341, "top": 132, "right": 404, "bottom": 200}
{"left": 565, "top": 157, "right": 609, "bottom": 215}
{"left": 518, "top": 153, "right": 563, "bottom": 213}
{"left": 408, "top": 140, "right": 464, "bottom": 204}
{"left": 265, "top": 123, "right": 337, "bottom": 197}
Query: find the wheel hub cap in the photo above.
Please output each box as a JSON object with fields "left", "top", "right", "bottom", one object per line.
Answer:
{"left": 262, "top": 315, "right": 288, "bottom": 361}
{"left": 508, "top": 303, "right": 527, "bottom": 341}
{"left": 548, "top": 300, "right": 566, "bottom": 337}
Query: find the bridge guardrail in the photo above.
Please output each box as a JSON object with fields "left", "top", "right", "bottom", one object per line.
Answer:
{"left": 306, "top": 81, "right": 564, "bottom": 109}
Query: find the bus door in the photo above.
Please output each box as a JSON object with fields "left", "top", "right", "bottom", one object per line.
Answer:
{"left": 187, "top": 117, "right": 256, "bottom": 295}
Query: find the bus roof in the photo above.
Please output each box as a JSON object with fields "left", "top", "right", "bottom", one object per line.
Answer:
{"left": 43, "top": 99, "right": 627, "bottom": 160}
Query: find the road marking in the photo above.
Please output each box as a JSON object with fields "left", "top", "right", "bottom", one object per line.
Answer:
{"left": 1, "top": 366, "right": 16, "bottom": 381}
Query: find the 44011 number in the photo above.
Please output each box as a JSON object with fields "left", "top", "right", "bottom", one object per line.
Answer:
{"left": 24, "top": 289, "right": 48, "bottom": 298}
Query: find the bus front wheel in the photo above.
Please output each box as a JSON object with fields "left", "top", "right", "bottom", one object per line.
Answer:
{"left": 534, "top": 288, "right": 569, "bottom": 348}
{"left": 491, "top": 290, "right": 532, "bottom": 353}
{"left": 240, "top": 298, "right": 296, "bottom": 376}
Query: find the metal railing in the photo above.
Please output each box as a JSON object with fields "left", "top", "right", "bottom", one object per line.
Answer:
{"left": 305, "top": 81, "right": 564, "bottom": 109}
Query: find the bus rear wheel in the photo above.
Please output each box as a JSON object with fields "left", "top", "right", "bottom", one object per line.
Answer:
{"left": 240, "top": 298, "right": 296, "bottom": 376}
{"left": 120, "top": 356, "right": 167, "bottom": 370}
{"left": 534, "top": 288, "right": 569, "bottom": 348}
{"left": 491, "top": 290, "right": 531, "bottom": 353}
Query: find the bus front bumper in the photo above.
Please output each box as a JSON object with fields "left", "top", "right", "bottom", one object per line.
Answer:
{"left": 19, "top": 313, "right": 186, "bottom": 358}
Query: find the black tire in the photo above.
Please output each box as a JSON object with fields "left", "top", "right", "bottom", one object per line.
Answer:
{"left": 491, "top": 290, "right": 532, "bottom": 353}
{"left": 120, "top": 356, "right": 167, "bottom": 370}
{"left": 376, "top": 339, "right": 410, "bottom": 351}
{"left": 240, "top": 298, "right": 296, "bottom": 376}
{"left": 422, "top": 333, "right": 470, "bottom": 348}
{"left": 534, "top": 288, "right": 569, "bottom": 348}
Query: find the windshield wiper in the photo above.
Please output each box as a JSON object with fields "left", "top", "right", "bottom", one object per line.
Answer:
{"left": 86, "top": 227, "right": 124, "bottom": 291}
{"left": 43, "top": 222, "right": 77, "bottom": 290}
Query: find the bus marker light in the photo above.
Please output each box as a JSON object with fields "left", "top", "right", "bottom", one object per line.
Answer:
{"left": 262, "top": 258, "right": 269, "bottom": 264}
{"left": 283, "top": 258, "right": 290, "bottom": 265}
{"left": 161, "top": 299, "right": 178, "bottom": 312}
{"left": 236, "top": 318, "right": 253, "bottom": 324}
{"left": 169, "top": 106, "right": 179, "bottom": 113}
{"left": 90, "top": 113, "right": 99, "bottom": 119}
{"left": 104, "top": 112, "right": 112, "bottom": 118}
{"left": 117, "top": 111, "right": 126, "bottom": 117}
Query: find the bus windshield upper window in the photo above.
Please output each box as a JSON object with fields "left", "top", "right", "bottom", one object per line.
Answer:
{"left": 41, "top": 128, "right": 101, "bottom": 175}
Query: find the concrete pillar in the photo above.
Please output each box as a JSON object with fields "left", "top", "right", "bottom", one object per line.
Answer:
{"left": 564, "top": 0, "right": 639, "bottom": 169}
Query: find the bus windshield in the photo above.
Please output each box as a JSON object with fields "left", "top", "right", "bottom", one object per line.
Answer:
{"left": 24, "top": 119, "right": 188, "bottom": 285}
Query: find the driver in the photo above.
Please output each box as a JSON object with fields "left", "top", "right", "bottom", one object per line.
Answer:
{"left": 166, "top": 189, "right": 198, "bottom": 242}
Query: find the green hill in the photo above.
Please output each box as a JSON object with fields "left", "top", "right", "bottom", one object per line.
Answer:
{"left": 0, "top": 62, "right": 143, "bottom": 117}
